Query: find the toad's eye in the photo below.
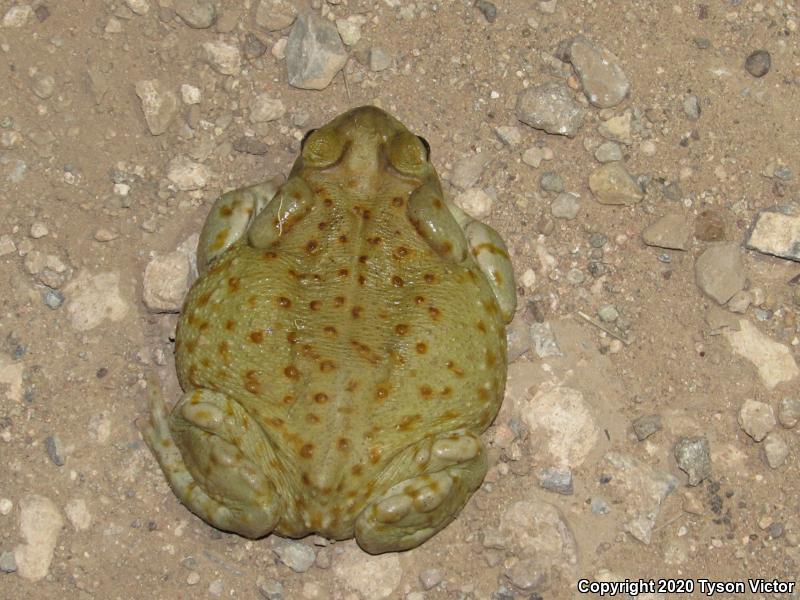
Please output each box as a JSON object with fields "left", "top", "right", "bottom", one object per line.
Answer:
{"left": 388, "top": 131, "right": 428, "bottom": 176}
{"left": 300, "top": 128, "right": 318, "bottom": 150}
{"left": 302, "top": 128, "right": 345, "bottom": 167}
{"left": 417, "top": 136, "right": 431, "bottom": 161}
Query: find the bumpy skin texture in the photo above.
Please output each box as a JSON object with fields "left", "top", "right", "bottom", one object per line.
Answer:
{"left": 141, "top": 106, "right": 516, "bottom": 553}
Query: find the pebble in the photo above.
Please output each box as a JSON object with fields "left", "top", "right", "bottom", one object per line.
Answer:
{"left": 738, "top": 399, "right": 776, "bottom": 442}
{"left": 255, "top": 0, "right": 297, "bottom": 31}
{"left": 332, "top": 543, "right": 402, "bottom": 599}
{"left": 455, "top": 188, "right": 493, "bottom": 219}
{"left": 243, "top": 33, "right": 267, "bottom": 59}
{"left": 566, "top": 267, "right": 585, "bottom": 284}
{"left": 494, "top": 125, "right": 521, "bottom": 146}
{"left": 591, "top": 497, "right": 610, "bottom": 514}
{"left": 44, "top": 435, "right": 65, "bottom": 466}
{"left": 550, "top": 192, "right": 580, "bottom": 220}
{"left": 167, "top": 155, "right": 210, "bottom": 191}
{"left": 233, "top": 137, "right": 269, "bottom": 156}
{"left": 594, "top": 141, "right": 622, "bottom": 163}
{"left": 778, "top": 397, "right": 800, "bottom": 428}
{"left": 0, "top": 498, "right": 12, "bottom": 515}
{"left": 142, "top": 250, "right": 193, "bottom": 312}
{"left": 632, "top": 414, "right": 662, "bottom": 441}
{"left": 14, "top": 495, "right": 64, "bottom": 581}
{"left": 475, "top": 0, "right": 497, "bottom": 23}
{"left": 63, "top": 271, "right": 129, "bottom": 331}
{"left": 2, "top": 4, "right": 32, "bottom": 27}
{"left": 563, "top": 36, "right": 630, "bottom": 108}
{"left": 186, "top": 572, "right": 200, "bottom": 585}
{"left": 249, "top": 94, "right": 285, "bottom": 123}
{"left": 515, "top": 82, "right": 585, "bottom": 137}
{"left": 597, "top": 304, "right": 618, "bottom": 323}
{"left": 694, "top": 242, "right": 745, "bottom": 304}
{"left": 724, "top": 320, "right": 799, "bottom": 390}
{"left": 135, "top": 79, "right": 178, "bottom": 136}
{"left": 29, "top": 222, "right": 49, "bottom": 239}
{"left": 745, "top": 210, "right": 800, "bottom": 261}
{"left": 274, "top": 540, "right": 315, "bottom": 573}
{"left": 180, "top": 84, "right": 201, "bottom": 105}
{"left": 597, "top": 112, "right": 633, "bottom": 145}
{"left": 0, "top": 551, "right": 16, "bottom": 573}
{"left": 419, "top": 568, "right": 442, "bottom": 590}
{"left": 745, "top": 49, "right": 771, "bottom": 77}
{"left": 0, "top": 234, "right": 16, "bottom": 256}
{"left": 331, "top": 20, "right": 360, "bottom": 48}
{"left": 208, "top": 579, "right": 223, "bottom": 596}
{"left": 202, "top": 40, "right": 241, "bottom": 75}
{"left": 588, "top": 162, "right": 643, "bottom": 205}
{"left": 537, "top": 466, "right": 574, "bottom": 495}
{"left": 505, "top": 558, "right": 549, "bottom": 591}
{"left": 450, "top": 153, "right": 491, "bottom": 189}
{"left": 369, "top": 47, "right": 392, "bottom": 72}
{"left": 521, "top": 146, "right": 552, "bottom": 168}
{"left": 94, "top": 228, "right": 118, "bottom": 242}
{"left": 64, "top": 498, "right": 92, "bottom": 531}
{"left": 539, "top": 171, "right": 563, "bottom": 193}
{"left": 31, "top": 73, "right": 55, "bottom": 99}
{"left": 641, "top": 213, "right": 690, "bottom": 251}
{"left": 125, "top": 0, "right": 150, "bottom": 15}
{"left": 763, "top": 432, "right": 789, "bottom": 468}
{"left": 682, "top": 94, "right": 701, "bottom": 120}
{"left": 726, "top": 290, "right": 751, "bottom": 314}
{"left": 673, "top": 437, "right": 711, "bottom": 486}
{"left": 286, "top": 13, "right": 347, "bottom": 90}
{"left": 257, "top": 577, "right": 284, "bottom": 599}
{"left": 174, "top": 0, "right": 216, "bottom": 28}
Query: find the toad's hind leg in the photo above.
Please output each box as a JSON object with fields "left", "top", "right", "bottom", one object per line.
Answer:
{"left": 354, "top": 430, "right": 487, "bottom": 554}
{"left": 139, "top": 381, "right": 283, "bottom": 538}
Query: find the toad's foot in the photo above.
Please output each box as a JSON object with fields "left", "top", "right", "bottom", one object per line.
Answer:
{"left": 354, "top": 430, "right": 486, "bottom": 553}
{"left": 139, "top": 378, "right": 283, "bottom": 538}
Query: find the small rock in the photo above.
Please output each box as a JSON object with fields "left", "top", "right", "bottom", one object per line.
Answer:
{"left": 591, "top": 497, "right": 610, "bottom": 514}
{"left": 632, "top": 414, "right": 662, "bottom": 441}
{"left": 369, "top": 47, "right": 392, "bottom": 72}
{"left": 14, "top": 495, "right": 64, "bottom": 581}
{"left": 31, "top": 74, "right": 55, "bottom": 99}
{"left": 125, "top": 0, "right": 150, "bottom": 15}
{"left": 738, "top": 399, "right": 776, "bottom": 442}
{"left": 135, "top": 79, "right": 178, "bottom": 136}
{"left": 0, "top": 234, "right": 16, "bottom": 256}
{"left": 335, "top": 17, "right": 362, "bottom": 46}
{"left": 539, "top": 171, "right": 564, "bottom": 193}
{"left": 745, "top": 49, "right": 771, "bottom": 78}
{"left": 588, "top": 162, "right": 643, "bottom": 205}
{"left": 778, "top": 397, "right": 800, "bottom": 428}
{"left": 202, "top": 40, "right": 241, "bottom": 75}
{"left": 243, "top": 33, "right": 268, "bottom": 59}
{"left": 274, "top": 540, "right": 315, "bottom": 573}
{"left": 673, "top": 437, "right": 711, "bottom": 486}
{"left": 44, "top": 435, "right": 65, "bottom": 466}
{"left": 0, "top": 499, "right": 13, "bottom": 516}
{"left": 286, "top": 13, "right": 347, "bottom": 90}
{"left": 63, "top": 271, "right": 129, "bottom": 331}
{"left": 29, "top": 222, "right": 49, "bottom": 239}
{"left": 563, "top": 36, "right": 629, "bottom": 108}
{"left": 495, "top": 125, "right": 522, "bottom": 146}
{"left": 2, "top": 4, "right": 32, "bottom": 27}
{"left": 167, "top": 156, "right": 210, "bottom": 191}
{"left": 694, "top": 242, "right": 745, "bottom": 304}
{"left": 642, "top": 213, "right": 690, "bottom": 250}
{"left": 94, "top": 228, "right": 119, "bottom": 242}
{"left": 726, "top": 290, "right": 751, "bottom": 314}
{"left": 537, "top": 467, "right": 573, "bottom": 495}
{"left": 763, "top": 432, "right": 789, "bottom": 468}
{"left": 249, "top": 95, "right": 285, "bottom": 123}
{"left": 475, "top": 0, "right": 497, "bottom": 23}
{"left": 505, "top": 558, "right": 549, "bottom": 591}
{"left": 332, "top": 543, "right": 402, "bottom": 598}
{"left": 515, "top": 82, "right": 585, "bottom": 137}
{"left": 594, "top": 141, "right": 622, "bottom": 163}
{"left": 694, "top": 208, "right": 726, "bottom": 241}
{"left": 64, "top": 498, "right": 92, "bottom": 531}
{"left": 745, "top": 209, "right": 800, "bottom": 262}
{"left": 682, "top": 94, "right": 701, "bottom": 121}
{"left": 174, "top": 0, "right": 216, "bottom": 28}
{"left": 257, "top": 577, "right": 284, "bottom": 600}
{"left": 597, "top": 304, "right": 618, "bottom": 322}
{"left": 180, "top": 84, "right": 201, "bottom": 105}
{"left": 454, "top": 188, "right": 493, "bottom": 219}
{"left": 550, "top": 192, "right": 580, "bottom": 219}
{"left": 597, "top": 112, "right": 632, "bottom": 145}
{"left": 233, "top": 137, "right": 269, "bottom": 155}
{"left": 255, "top": 0, "right": 296, "bottom": 31}
{"left": 419, "top": 568, "right": 442, "bottom": 590}
{"left": 531, "top": 322, "right": 563, "bottom": 358}
{"left": 142, "top": 250, "right": 193, "bottom": 312}
{"left": 725, "top": 320, "right": 799, "bottom": 390}
{"left": 450, "top": 153, "right": 491, "bottom": 189}
{"left": 521, "top": 146, "right": 551, "bottom": 168}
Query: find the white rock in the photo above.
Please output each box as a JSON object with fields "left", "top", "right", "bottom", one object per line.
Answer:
{"left": 273, "top": 540, "right": 315, "bottom": 573}
{"left": 202, "top": 41, "right": 241, "bottom": 75}
{"left": 29, "top": 222, "right": 49, "bottom": 239}
{"left": 125, "top": 0, "right": 150, "bottom": 15}
{"left": 332, "top": 542, "right": 402, "bottom": 599}
{"left": 88, "top": 412, "right": 112, "bottom": 444}
{"left": 142, "top": 251, "right": 193, "bottom": 312}
{"left": 745, "top": 210, "right": 800, "bottom": 262}
{"left": 0, "top": 234, "right": 16, "bottom": 256}
{"left": 63, "top": 271, "right": 129, "bottom": 331}
{"left": 249, "top": 94, "right": 285, "bottom": 123}
{"left": 167, "top": 156, "right": 210, "bottom": 191}
{"left": 335, "top": 16, "right": 362, "bottom": 46}
{"left": 14, "top": 495, "right": 64, "bottom": 581}
{"left": 520, "top": 268, "right": 536, "bottom": 289}
{"left": 135, "top": 79, "right": 178, "bottom": 136}
{"left": 0, "top": 354, "right": 24, "bottom": 402}
{"left": 515, "top": 384, "right": 600, "bottom": 468}
{"left": 763, "top": 432, "right": 789, "bottom": 468}
{"left": 454, "top": 188, "right": 493, "bottom": 219}
{"left": 450, "top": 153, "right": 492, "bottom": 189}
{"left": 724, "top": 320, "right": 799, "bottom": 390}
{"left": 180, "top": 84, "right": 202, "bottom": 105}
{"left": 2, "top": 5, "right": 32, "bottom": 27}
{"left": 64, "top": 499, "right": 91, "bottom": 531}
{"left": 738, "top": 399, "right": 776, "bottom": 442}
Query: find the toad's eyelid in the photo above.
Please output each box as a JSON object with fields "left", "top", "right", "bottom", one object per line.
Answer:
{"left": 301, "top": 128, "right": 318, "bottom": 149}
{"left": 417, "top": 136, "right": 431, "bottom": 160}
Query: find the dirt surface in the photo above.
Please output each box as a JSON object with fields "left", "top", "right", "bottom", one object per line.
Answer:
{"left": 1, "top": 0, "right": 799, "bottom": 598}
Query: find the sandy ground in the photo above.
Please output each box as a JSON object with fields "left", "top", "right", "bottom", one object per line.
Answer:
{"left": 1, "top": 0, "right": 799, "bottom": 599}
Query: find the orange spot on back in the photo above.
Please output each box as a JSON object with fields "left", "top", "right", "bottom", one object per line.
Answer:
{"left": 314, "top": 392, "right": 329, "bottom": 404}
{"left": 300, "top": 444, "right": 314, "bottom": 458}
{"left": 284, "top": 365, "right": 299, "bottom": 379}
{"left": 249, "top": 330, "right": 264, "bottom": 343}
